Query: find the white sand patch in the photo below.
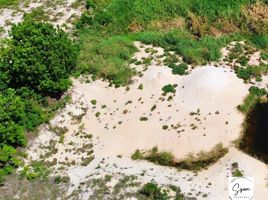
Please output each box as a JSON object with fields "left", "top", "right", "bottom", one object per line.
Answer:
{"left": 66, "top": 148, "right": 268, "bottom": 199}
{"left": 176, "top": 66, "right": 248, "bottom": 112}
{"left": 25, "top": 42, "right": 267, "bottom": 199}
{"left": 0, "top": 0, "right": 84, "bottom": 38}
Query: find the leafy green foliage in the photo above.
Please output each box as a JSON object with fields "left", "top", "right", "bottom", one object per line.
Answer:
{"left": 236, "top": 67, "right": 253, "bottom": 81}
{"left": 0, "top": 20, "right": 77, "bottom": 96}
{"left": 171, "top": 63, "right": 188, "bottom": 75}
{"left": 20, "top": 161, "right": 50, "bottom": 180}
{"left": 249, "top": 86, "right": 267, "bottom": 97}
{"left": 146, "top": 147, "right": 174, "bottom": 166}
{"left": 140, "top": 182, "right": 169, "bottom": 200}
{"left": 132, "top": 144, "right": 228, "bottom": 171}
{"left": 0, "top": 0, "right": 19, "bottom": 8}
{"left": 237, "top": 93, "right": 258, "bottom": 113}
{"left": 162, "top": 84, "right": 176, "bottom": 94}
{"left": 131, "top": 150, "right": 143, "bottom": 160}
{"left": 0, "top": 145, "right": 21, "bottom": 184}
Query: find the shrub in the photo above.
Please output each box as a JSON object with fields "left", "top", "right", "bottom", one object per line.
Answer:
{"left": 0, "top": 145, "right": 21, "bottom": 185}
{"left": 0, "top": 89, "right": 28, "bottom": 147}
{"left": 139, "top": 117, "right": 148, "bottom": 121}
{"left": 0, "top": 20, "right": 78, "bottom": 96}
{"left": 90, "top": 99, "right": 97, "bottom": 105}
{"left": 162, "top": 84, "right": 176, "bottom": 93}
{"left": 171, "top": 63, "right": 188, "bottom": 75}
{"left": 237, "top": 93, "right": 258, "bottom": 113}
{"left": 86, "top": 0, "right": 96, "bottom": 10}
{"left": 236, "top": 67, "right": 253, "bottom": 81}
{"left": 146, "top": 147, "right": 174, "bottom": 166}
{"left": 249, "top": 86, "right": 267, "bottom": 96}
{"left": 131, "top": 150, "right": 143, "bottom": 160}
{"left": 233, "top": 169, "right": 243, "bottom": 177}
{"left": 140, "top": 182, "right": 168, "bottom": 199}
{"left": 176, "top": 143, "right": 228, "bottom": 171}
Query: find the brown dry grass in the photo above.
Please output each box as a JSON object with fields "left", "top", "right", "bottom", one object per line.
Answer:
{"left": 243, "top": 2, "right": 268, "bottom": 35}
{"left": 148, "top": 17, "right": 185, "bottom": 30}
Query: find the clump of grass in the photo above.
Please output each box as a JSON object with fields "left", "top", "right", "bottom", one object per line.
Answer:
{"left": 139, "top": 116, "right": 148, "bottom": 121}
{"left": 131, "top": 143, "right": 228, "bottom": 172}
{"left": 238, "top": 86, "right": 267, "bottom": 114}
{"left": 90, "top": 99, "right": 97, "bottom": 105}
{"left": 237, "top": 94, "right": 258, "bottom": 114}
{"left": 138, "top": 84, "right": 144, "bottom": 90}
{"left": 231, "top": 162, "right": 244, "bottom": 177}
{"left": 235, "top": 67, "right": 253, "bottom": 81}
{"left": 140, "top": 182, "right": 169, "bottom": 199}
{"left": 176, "top": 143, "right": 228, "bottom": 171}
{"left": 131, "top": 150, "right": 143, "bottom": 160}
{"left": 151, "top": 105, "right": 157, "bottom": 111}
{"left": 78, "top": 35, "right": 137, "bottom": 86}
{"left": 162, "top": 125, "right": 169, "bottom": 130}
{"left": 136, "top": 29, "right": 223, "bottom": 64}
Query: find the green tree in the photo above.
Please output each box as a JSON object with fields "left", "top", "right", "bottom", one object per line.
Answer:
{"left": 0, "top": 89, "right": 26, "bottom": 147}
{"left": 0, "top": 20, "right": 78, "bottom": 96}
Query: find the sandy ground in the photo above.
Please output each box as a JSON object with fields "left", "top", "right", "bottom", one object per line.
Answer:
{"left": 0, "top": 0, "right": 84, "bottom": 38}
{"left": 25, "top": 42, "right": 268, "bottom": 199}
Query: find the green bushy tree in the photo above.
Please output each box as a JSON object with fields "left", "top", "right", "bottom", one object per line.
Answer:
{"left": 0, "top": 20, "right": 78, "bottom": 96}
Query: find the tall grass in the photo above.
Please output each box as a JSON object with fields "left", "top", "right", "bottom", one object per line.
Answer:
{"left": 134, "top": 29, "right": 223, "bottom": 64}
{"left": 131, "top": 144, "right": 228, "bottom": 172}
{"left": 77, "top": 31, "right": 137, "bottom": 86}
{"left": 76, "top": 0, "right": 268, "bottom": 84}
{"left": 0, "top": 0, "right": 19, "bottom": 8}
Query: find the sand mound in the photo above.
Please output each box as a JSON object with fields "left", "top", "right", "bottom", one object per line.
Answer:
{"left": 176, "top": 66, "right": 248, "bottom": 112}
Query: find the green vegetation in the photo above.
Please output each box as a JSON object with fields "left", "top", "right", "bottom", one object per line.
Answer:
{"left": 238, "top": 86, "right": 267, "bottom": 113}
{"left": 131, "top": 150, "right": 143, "bottom": 160}
{"left": 0, "top": 20, "right": 77, "bottom": 96}
{"left": 162, "top": 84, "right": 176, "bottom": 94}
{"left": 0, "top": 18, "right": 76, "bottom": 184}
{"left": 176, "top": 144, "right": 229, "bottom": 171}
{"left": 78, "top": 34, "right": 137, "bottom": 86}
{"left": 76, "top": 0, "right": 268, "bottom": 85}
{"left": 132, "top": 144, "right": 228, "bottom": 172}
{"left": 140, "top": 182, "right": 168, "bottom": 199}
{"left": 20, "top": 161, "right": 50, "bottom": 180}
{"left": 171, "top": 63, "right": 188, "bottom": 75}
{"left": 139, "top": 116, "right": 148, "bottom": 121}
{"left": 0, "top": 0, "right": 19, "bottom": 8}
{"left": 231, "top": 162, "right": 244, "bottom": 177}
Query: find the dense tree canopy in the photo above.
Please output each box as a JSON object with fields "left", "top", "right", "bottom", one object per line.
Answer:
{"left": 0, "top": 20, "right": 78, "bottom": 96}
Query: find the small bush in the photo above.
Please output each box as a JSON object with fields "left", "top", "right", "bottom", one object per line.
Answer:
{"left": 90, "top": 99, "right": 97, "bottom": 105}
{"left": 238, "top": 93, "right": 258, "bottom": 113}
{"left": 140, "top": 182, "right": 168, "bottom": 199}
{"left": 171, "top": 63, "right": 188, "bottom": 75}
{"left": 162, "top": 84, "right": 176, "bottom": 94}
{"left": 249, "top": 86, "right": 267, "bottom": 97}
{"left": 176, "top": 143, "right": 228, "bottom": 171}
{"left": 236, "top": 67, "right": 253, "bottom": 81}
{"left": 131, "top": 150, "right": 143, "bottom": 160}
{"left": 139, "top": 117, "right": 148, "bottom": 121}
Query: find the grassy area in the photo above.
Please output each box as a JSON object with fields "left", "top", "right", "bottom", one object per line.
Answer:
{"left": 0, "top": 0, "right": 19, "bottom": 8}
{"left": 77, "top": 31, "right": 137, "bottom": 86}
{"left": 238, "top": 86, "right": 267, "bottom": 114}
{"left": 131, "top": 144, "right": 228, "bottom": 172}
{"left": 76, "top": 0, "right": 268, "bottom": 85}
